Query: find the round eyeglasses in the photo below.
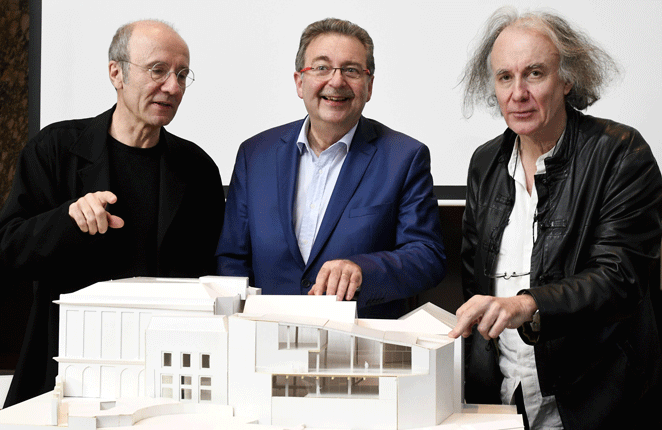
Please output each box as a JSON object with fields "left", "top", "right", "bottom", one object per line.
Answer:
{"left": 299, "top": 65, "right": 371, "bottom": 80}
{"left": 120, "top": 61, "right": 195, "bottom": 89}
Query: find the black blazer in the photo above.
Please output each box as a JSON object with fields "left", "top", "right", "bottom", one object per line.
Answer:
{"left": 0, "top": 106, "right": 224, "bottom": 406}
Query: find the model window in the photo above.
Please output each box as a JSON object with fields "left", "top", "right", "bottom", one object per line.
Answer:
{"left": 181, "top": 375, "right": 192, "bottom": 385}
{"left": 161, "top": 387, "right": 173, "bottom": 398}
{"left": 162, "top": 374, "right": 173, "bottom": 385}
{"left": 182, "top": 353, "right": 191, "bottom": 368}
{"left": 201, "top": 353, "right": 210, "bottom": 368}
{"left": 181, "top": 388, "right": 192, "bottom": 400}
{"left": 163, "top": 352, "right": 172, "bottom": 367}
{"left": 200, "top": 389, "right": 212, "bottom": 401}
{"left": 200, "top": 376, "right": 212, "bottom": 386}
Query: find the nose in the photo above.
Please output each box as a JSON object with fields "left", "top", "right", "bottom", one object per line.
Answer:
{"left": 161, "top": 71, "right": 184, "bottom": 94}
{"left": 512, "top": 78, "right": 529, "bottom": 101}
{"left": 326, "top": 68, "right": 347, "bottom": 87}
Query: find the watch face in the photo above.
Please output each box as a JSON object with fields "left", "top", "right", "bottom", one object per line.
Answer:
{"left": 531, "top": 310, "right": 541, "bottom": 332}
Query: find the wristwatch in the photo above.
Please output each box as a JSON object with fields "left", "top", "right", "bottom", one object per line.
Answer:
{"left": 531, "top": 310, "right": 541, "bottom": 332}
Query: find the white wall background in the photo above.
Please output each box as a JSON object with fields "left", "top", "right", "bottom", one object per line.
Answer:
{"left": 41, "top": 0, "right": 662, "bottom": 187}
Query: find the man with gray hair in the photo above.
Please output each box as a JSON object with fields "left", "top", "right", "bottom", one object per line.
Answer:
{"left": 0, "top": 20, "right": 223, "bottom": 407}
{"left": 449, "top": 7, "right": 661, "bottom": 430}
{"left": 217, "top": 18, "right": 446, "bottom": 319}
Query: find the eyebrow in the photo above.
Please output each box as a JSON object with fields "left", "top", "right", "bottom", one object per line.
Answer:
{"left": 310, "top": 55, "right": 364, "bottom": 68}
{"left": 526, "top": 63, "right": 547, "bottom": 71}
{"left": 494, "top": 63, "right": 548, "bottom": 76}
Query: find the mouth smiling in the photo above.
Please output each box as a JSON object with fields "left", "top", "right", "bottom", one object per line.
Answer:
{"left": 320, "top": 93, "right": 353, "bottom": 103}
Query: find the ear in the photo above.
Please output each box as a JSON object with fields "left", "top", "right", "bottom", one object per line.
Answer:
{"left": 366, "top": 74, "right": 374, "bottom": 102}
{"left": 109, "top": 61, "right": 124, "bottom": 90}
{"left": 294, "top": 71, "right": 304, "bottom": 100}
{"left": 563, "top": 80, "right": 573, "bottom": 96}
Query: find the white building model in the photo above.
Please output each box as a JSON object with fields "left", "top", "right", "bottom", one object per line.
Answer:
{"left": 53, "top": 277, "right": 461, "bottom": 430}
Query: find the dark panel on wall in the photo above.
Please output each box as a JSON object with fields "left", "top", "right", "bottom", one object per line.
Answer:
{"left": 412, "top": 205, "right": 465, "bottom": 314}
{"left": 0, "top": 0, "right": 33, "bottom": 371}
{"left": 0, "top": 0, "right": 30, "bottom": 209}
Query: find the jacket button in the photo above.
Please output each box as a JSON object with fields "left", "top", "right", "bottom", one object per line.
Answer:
{"left": 301, "top": 279, "right": 312, "bottom": 288}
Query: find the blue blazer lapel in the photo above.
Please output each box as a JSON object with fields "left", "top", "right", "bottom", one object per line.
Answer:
{"left": 306, "top": 117, "right": 377, "bottom": 267}
{"left": 277, "top": 120, "right": 306, "bottom": 268}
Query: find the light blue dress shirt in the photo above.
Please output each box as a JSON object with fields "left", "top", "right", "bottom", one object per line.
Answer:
{"left": 294, "top": 117, "right": 358, "bottom": 263}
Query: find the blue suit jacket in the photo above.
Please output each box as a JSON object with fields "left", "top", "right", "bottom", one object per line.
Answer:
{"left": 217, "top": 116, "right": 446, "bottom": 318}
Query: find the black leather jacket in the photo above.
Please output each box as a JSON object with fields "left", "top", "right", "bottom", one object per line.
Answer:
{"left": 462, "top": 107, "right": 662, "bottom": 429}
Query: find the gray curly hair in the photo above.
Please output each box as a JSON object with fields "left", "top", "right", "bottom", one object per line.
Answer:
{"left": 461, "top": 7, "right": 618, "bottom": 117}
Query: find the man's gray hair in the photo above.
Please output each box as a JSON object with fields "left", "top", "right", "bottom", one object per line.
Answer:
{"left": 461, "top": 7, "right": 618, "bottom": 117}
{"left": 295, "top": 18, "right": 375, "bottom": 75}
{"left": 108, "top": 19, "right": 177, "bottom": 82}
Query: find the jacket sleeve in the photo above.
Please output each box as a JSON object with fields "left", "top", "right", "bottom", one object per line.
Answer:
{"left": 0, "top": 134, "right": 93, "bottom": 278}
{"left": 347, "top": 144, "right": 447, "bottom": 308}
{"left": 521, "top": 130, "right": 662, "bottom": 343}
{"left": 460, "top": 150, "right": 482, "bottom": 300}
{"left": 216, "top": 143, "right": 254, "bottom": 284}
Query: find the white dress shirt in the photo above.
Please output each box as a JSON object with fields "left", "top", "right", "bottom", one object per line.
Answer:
{"left": 493, "top": 136, "right": 564, "bottom": 429}
{"left": 294, "top": 117, "right": 357, "bottom": 263}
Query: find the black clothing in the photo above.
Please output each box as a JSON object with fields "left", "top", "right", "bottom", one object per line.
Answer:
{"left": 0, "top": 106, "right": 224, "bottom": 407}
{"left": 462, "top": 107, "right": 662, "bottom": 429}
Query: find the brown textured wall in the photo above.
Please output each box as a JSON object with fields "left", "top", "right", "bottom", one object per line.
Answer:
{"left": 0, "top": 0, "right": 29, "bottom": 211}
{"left": 0, "top": 0, "right": 30, "bottom": 372}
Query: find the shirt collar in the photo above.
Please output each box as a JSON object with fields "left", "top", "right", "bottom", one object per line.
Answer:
{"left": 508, "top": 129, "right": 566, "bottom": 178}
{"left": 296, "top": 116, "right": 357, "bottom": 155}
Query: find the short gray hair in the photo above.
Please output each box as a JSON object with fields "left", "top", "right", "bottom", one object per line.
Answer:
{"left": 461, "top": 7, "right": 618, "bottom": 116}
{"left": 108, "top": 19, "right": 177, "bottom": 82}
{"left": 295, "top": 18, "right": 375, "bottom": 75}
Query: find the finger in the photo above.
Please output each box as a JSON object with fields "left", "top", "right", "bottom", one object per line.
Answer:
{"left": 308, "top": 283, "right": 325, "bottom": 295}
{"left": 454, "top": 300, "right": 482, "bottom": 332}
{"left": 312, "top": 266, "right": 332, "bottom": 295}
{"left": 97, "top": 191, "right": 118, "bottom": 206}
{"left": 108, "top": 214, "right": 124, "bottom": 229}
{"left": 448, "top": 315, "right": 478, "bottom": 339}
{"left": 335, "top": 272, "right": 351, "bottom": 301}
{"left": 476, "top": 307, "right": 499, "bottom": 340}
{"left": 92, "top": 202, "right": 110, "bottom": 234}
{"left": 344, "top": 271, "right": 362, "bottom": 300}
{"left": 68, "top": 203, "right": 89, "bottom": 233}
{"left": 77, "top": 197, "right": 101, "bottom": 235}
{"left": 488, "top": 313, "right": 510, "bottom": 339}
{"left": 82, "top": 193, "right": 113, "bottom": 234}
{"left": 325, "top": 268, "right": 341, "bottom": 296}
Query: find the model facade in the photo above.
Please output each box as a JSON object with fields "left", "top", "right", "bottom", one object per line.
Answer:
{"left": 54, "top": 277, "right": 460, "bottom": 429}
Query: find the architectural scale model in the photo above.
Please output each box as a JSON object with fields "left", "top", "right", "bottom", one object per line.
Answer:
{"left": 46, "top": 277, "right": 462, "bottom": 429}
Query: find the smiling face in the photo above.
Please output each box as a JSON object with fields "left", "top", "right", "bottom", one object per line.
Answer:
{"left": 490, "top": 25, "right": 573, "bottom": 147}
{"left": 294, "top": 33, "right": 373, "bottom": 143}
{"left": 110, "top": 21, "right": 189, "bottom": 135}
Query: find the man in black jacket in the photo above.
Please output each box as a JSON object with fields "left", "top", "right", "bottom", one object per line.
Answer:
{"left": 0, "top": 20, "right": 224, "bottom": 407}
{"left": 449, "top": 7, "right": 662, "bottom": 430}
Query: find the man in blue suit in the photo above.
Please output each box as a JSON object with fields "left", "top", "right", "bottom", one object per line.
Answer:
{"left": 217, "top": 18, "right": 446, "bottom": 318}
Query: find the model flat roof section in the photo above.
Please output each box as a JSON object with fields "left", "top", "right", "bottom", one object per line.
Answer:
{"left": 242, "top": 295, "right": 357, "bottom": 324}
{"left": 199, "top": 275, "right": 250, "bottom": 299}
{"left": 55, "top": 277, "right": 220, "bottom": 311}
